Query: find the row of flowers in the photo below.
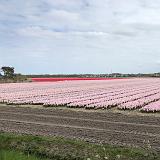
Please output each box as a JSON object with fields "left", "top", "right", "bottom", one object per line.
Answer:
{"left": 0, "top": 78, "right": 160, "bottom": 112}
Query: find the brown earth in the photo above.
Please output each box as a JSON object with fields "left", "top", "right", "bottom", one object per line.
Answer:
{"left": 0, "top": 105, "right": 160, "bottom": 151}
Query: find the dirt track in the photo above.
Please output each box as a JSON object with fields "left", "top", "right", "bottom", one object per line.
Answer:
{"left": 0, "top": 105, "right": 160, "bottom": 151}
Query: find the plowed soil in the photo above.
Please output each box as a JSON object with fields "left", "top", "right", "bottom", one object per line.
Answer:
{"left": 0, "top": 105, "right": 160, "bottom": 151}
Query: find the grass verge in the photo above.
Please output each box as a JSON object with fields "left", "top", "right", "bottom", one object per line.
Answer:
{"left": 0, "top": 132, "right": 159, "bottom": 160}
{"left": 0, "top": 149, "right": 48, "bottom": 160}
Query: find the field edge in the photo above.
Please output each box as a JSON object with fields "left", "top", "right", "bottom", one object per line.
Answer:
{"left": 0, "top": 132, "right": 159, "bottom": 160}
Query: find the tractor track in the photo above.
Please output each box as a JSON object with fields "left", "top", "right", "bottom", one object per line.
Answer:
{"left": 0, "top": 106, "right": 160, "bottom": 151}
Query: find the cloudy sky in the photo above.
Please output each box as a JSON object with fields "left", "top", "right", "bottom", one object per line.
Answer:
{"left": 0, "top": 0, "right": 160, "bottom": 74}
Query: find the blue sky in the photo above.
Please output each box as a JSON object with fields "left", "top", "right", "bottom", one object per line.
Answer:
{"left": 1, "top": 0, "right": 160, "bottom": 74}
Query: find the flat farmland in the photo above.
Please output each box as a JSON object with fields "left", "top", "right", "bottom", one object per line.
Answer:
{"left": 0, "top": 78, "right": 160, "bottom": 152}
{"left": 1, "top": 78, "right": 160, "bottom": 112}
{"left": 0, "top": 105, "right": 160, "bottom": 152}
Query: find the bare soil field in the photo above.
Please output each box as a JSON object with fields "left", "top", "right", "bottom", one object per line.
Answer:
{"left": 0, "top": 105, "right": 160, "bottom": 152}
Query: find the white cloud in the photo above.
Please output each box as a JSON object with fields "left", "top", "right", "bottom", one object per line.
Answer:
{"left": 17, "top": 26, "right": 110, "bottom": 38}
{"left": 47, "top": 10, "right": 80, "bottom": 21}
{"left": 1, "top": 0, "right": 160, "bottom": 74}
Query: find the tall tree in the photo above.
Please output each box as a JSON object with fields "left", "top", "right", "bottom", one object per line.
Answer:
{"left": 1, "top": 66, "right": 15, "bottom": 78}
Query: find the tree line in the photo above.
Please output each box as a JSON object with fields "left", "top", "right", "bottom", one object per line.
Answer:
{"left": 0, "top": 66, "right": 15, "bottom": 78}
{"left": 1, "top": 66, "right": 160, "bottom": 80}
{"left": 0, "top": 66, "right": 27, "bottom": 83}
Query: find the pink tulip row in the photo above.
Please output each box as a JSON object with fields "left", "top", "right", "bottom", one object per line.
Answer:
{"left": 140, "top": 100, "right": 160, "bottom": 112}
{"left": 0, "top": 78, "right": 160, "bottom": 112}
{"left": 80, "top": 88, "right": 160, "bottom": 108}
{"left": 118, "top": 92, "right": 160, "bottom": 110}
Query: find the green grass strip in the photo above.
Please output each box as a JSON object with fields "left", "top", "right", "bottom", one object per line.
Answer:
{"left": 0, "top": 132, "right": 159, "bottom": 160}
{"left": 0, "top": 149, "right": 48, "bottom": 160}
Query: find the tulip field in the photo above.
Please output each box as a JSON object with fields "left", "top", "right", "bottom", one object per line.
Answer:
{"left": 1, "top": 78, "right": 160, "bottom": 152}
{"left": 0, "top": 78, "right": 160, "bottom": 112}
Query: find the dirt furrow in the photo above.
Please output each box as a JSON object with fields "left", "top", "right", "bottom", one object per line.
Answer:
{"left": 1, "top": 105, "right": 160, "bottom": 151}
{"left": 0, "top": 105, "right": 160, "bottom": 125}
{"left": 0, "top": 119, "right": 160, "bottom": 150}
{"left": 0, "top": 112, "right": 160, "bottom": 136}
{"left": 0, "top": 118, "right": 160, "bottom": 137}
